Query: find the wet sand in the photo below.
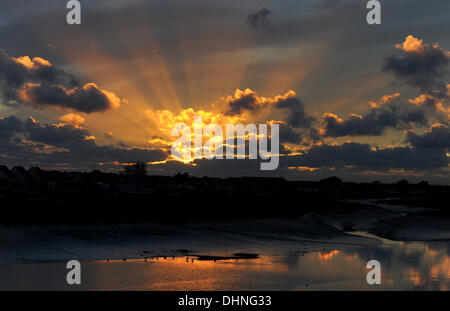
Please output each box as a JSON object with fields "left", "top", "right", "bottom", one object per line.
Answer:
{"left": 1, "top": 203, "right": 450, "bottom": 290}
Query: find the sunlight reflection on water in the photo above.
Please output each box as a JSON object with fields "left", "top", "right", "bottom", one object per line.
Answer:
{"left": 1, "top": 240, "right": 449, "bottom": 290}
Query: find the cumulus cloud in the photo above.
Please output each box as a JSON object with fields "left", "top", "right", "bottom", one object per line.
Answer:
{"left": 0, "top": 115, "right": 167, "bottom": 170}
{"left": 276, "top": 121, "right": 303, "bottom": 144}
{"left": 224, "top": 89, "right": 315, "bottom": 129}
{"left": 383, "top": 35, "right": 450, "bottom": 94}
{"left": 0, "top": 50, "right": 78, "bottom": 89}
{"left": 58, "top": 113, "right": 85, "bottom": 128}
{"left": 322, "top": 37, "right": 450, "bottom": 138}
{"left": 145, "top": 90, "right": 318, "bottom": 155}
{"left": 225, "top": 89, "right": 262, "bottom": 115}
{"left": 25, "top": 116, "right": 90, "bottom": 148}
{"left": 18, "top": 82, "right": 121, "bottom": 113}
{"left": 247, "top": 8, "right": 274, "bottom": 32}
{"left": 322, "top": 93, "right": 428, "bottom": 137}
{"left": 408, "top": 92, "right": 450, "bottom": 124}
{"left": 146, "top": 107, "right": 243, "bottom": 138}
{"left": 0, "top": 50, "right": 123, "bottom": 113}
{"left": 274, "top": 91, "right": 315, "bottom": 129}
{"left": 406, "top": 124, "right": 450, "bottom": 148}
{"left": 0, "top": 115, "right": 24, "bottom": 140}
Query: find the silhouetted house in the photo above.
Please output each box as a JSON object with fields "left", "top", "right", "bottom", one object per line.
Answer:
{"left": 28, "top": 167, "right": 44, "bottom": 183}
{"left": 116, "top": 176, "right": 155, "bottom": 193}
{"left": 11, "top": 166, "right": 32, "bottom": 183}
{"left": 0, "top": 165, "right": 11, "bottom": 182}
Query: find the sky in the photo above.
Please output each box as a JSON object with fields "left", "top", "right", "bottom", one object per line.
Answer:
{"left": 0, "top": 0, "right": 449, "bottom": 183}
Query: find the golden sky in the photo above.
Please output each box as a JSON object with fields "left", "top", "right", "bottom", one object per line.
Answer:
{"left": 0, "top": 0, "right": 449, "bottom": 182}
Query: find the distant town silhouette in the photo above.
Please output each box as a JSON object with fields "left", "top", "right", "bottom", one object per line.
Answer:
{"left": 1, "top": 163, "right": 448, "bottom": 225}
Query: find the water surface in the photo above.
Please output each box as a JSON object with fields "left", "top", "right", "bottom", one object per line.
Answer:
{"left": 1, "top": 240, "right": 449, "bottom": 290}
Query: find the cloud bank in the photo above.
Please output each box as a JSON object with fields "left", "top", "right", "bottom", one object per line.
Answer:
{"left": 0, "top": 50, "right": 123, "bottom": 113}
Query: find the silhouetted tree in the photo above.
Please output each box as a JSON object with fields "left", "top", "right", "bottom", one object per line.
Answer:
{"left": 174, "top": 172, "right": 190, "bottom": 182}
{"left": 319, "top": 176, "right": 343, "bottom": 186}
{"left": 395, "top": 179, "right": 410, "bottom": 192}
{"left": 123, "top": 161, "right": 147, "bottom": 177}
{"left": 418, "top": 180, "right": 429, "bottom": 188}
{"left": 396, "top": 179, "right": 409, "bottom": 186}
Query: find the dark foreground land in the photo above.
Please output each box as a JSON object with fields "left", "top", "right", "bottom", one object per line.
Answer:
{"left": 1, "top": 166, "right": 449, "bottom": 225}
{"left": 1, "top": 166, "right": 450, "bottom": 291}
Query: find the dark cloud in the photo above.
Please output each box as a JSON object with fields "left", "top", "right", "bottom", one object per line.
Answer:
{"left": 25, "top": 117, "right": 89, "bottom": 147}
{"left": 322, "top": 94, "right": 428, "bottom": 137}
{"left": 281, "top": 142, "right": 449, "bottom": 171}
{"left": 406, "top": 125, "right": 450, "bottom": 148}
{"left": 247, "top": 8, "right": 274, "bottom": 32}
{"left": 275, "top": 95, "right": 315, "bottom": 129}
{"left": 225, "top": 89, "right": 315, "bottom": 129}
{"left": 277, "top": 122, "right": 321, "bottom": 148}
{"left": 146, "top": 141, "right": 449, "bottom": 180}
{"left": 383, "top": 36, "right": 450, "bottom": 94}
{"left": 323, "top": 113, "right": 387, "bottom": 137}
{"left": 278, "top": 122, "right": 303, "bottom": 144}
{"left": 19, "top": 82, "right": 120, "bottom": 113}
{"left": 0, "top": 50, "right": 78, "bottom": 89}
{"left": 0, "top": 50, "right": 121, "bottom": 113}
{"left": 322, "top": 36, "right": 450, "bottom": 138}
{"left": 0, "top": 116, "right": 24, "bottom": 140}
{"left": 225, "top": 89, "right": 260, "bottom": 115}
{"left": 0, "top": 115, "right": 167, "bottom": 170}
{"left": 223, "top": 89, "right": 317, "bottom": 150}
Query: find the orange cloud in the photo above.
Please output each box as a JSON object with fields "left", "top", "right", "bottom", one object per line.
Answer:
{"left": 396, "top": 35, "right": 450, "bottom": 58}
{"left": 145, "top": 108, "right": 243, "bottom": 138}
{"left": 395, "top": 35, "right": 426, "bottom": 53}
{"left": 318, "top": 250, "right": 340, "bottom": 261}
{"left": 12, "top": 56, "right": 51, "bottom": 69}
{"left": 369, "top": 93, "right": 401, "bottom": 108}
{"left": 322, "top": 112, "right": 343, "bottom": 123}
{"left": 58, "top": 113, "right": 85, "bottom": 128}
